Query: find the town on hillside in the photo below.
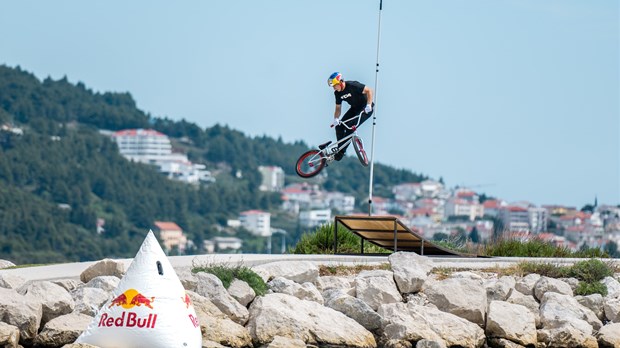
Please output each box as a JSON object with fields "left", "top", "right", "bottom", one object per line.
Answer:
{"left": 100, "top": 127, "right": 620, "bottom": 256}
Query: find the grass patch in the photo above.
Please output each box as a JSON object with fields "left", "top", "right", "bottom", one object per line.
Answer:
{"left": 290, "top": 223, "right": 390, "bottom": 254}
{"left": 192, "top": 262, "right": 268, "bottom": 296}
{"left": 476, "top": 238, "right": 609, "bottom": 258}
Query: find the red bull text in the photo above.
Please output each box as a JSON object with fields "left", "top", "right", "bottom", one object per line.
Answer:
{"left": 98, "top": 312, "right": 158, "bottom": 328}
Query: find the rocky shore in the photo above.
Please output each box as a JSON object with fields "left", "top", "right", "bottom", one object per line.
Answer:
{"left": 0, "top": 253, "right": 619, "bottom": 348}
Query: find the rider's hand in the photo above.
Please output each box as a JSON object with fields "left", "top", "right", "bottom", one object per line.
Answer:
{"left": 364, "top": 104, "right": 372, "bottom": 114}
{"left": 331, "top": 118, "right": 341, "bottom": 128}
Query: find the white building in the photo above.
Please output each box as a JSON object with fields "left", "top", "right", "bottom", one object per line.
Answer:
{"left": 326, "top": 192, "right": 355, "bottom": 214}
{"left": 528, "top": 207, "right": 548, "bottom": 233}
{"left": 239, "top": 210, "right": 271, "bottom": 237}
{"left": 392, "top": 180, "right": 444, "bottom": 201}
{"left": 112, "top": 129, "right": 174, "bottom": 163}
{"left": 499, "top": 206, "right": 530, "bottom": 232}
{"left": 299, "top": 209, "right": 331, "bottom": 228}
{"left": 212, "top": 237, "right": 243, "bottom": 252}
{"left": 258, "top": 166, "right": 285, "bottom": 192}
{"left": 445, "top": 198, "right": 484, "bottom": 221}
{"left": 110, "top": 129, "right": 215, "bottom": 184}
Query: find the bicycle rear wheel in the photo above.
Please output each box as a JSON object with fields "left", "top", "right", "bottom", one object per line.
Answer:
{"left": 296, "top": 150, "right": 326, "bottom": 178}
{"left": 352, "top": 136, "right": 369, "bottom": 167}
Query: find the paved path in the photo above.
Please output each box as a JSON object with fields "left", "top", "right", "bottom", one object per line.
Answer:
{"left": 0, "top": 254, "right": 594, "bottom": 282}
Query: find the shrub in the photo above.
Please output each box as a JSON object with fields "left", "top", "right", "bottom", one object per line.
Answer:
{"left": 192, "top": 263, "right": 268, "bottom": 296}
{"left": 574, "top": 281, "right": 608, "bottom": 296}
{"left": 290, "top": 223, "right": 389, "bottom": 254}
{"left": 567, "top": 259, "right": 614, "bottom": 283}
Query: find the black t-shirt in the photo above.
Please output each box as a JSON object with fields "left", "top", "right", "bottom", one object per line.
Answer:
{"left": 334, "top": 80, "right": 367, "bottom": 110}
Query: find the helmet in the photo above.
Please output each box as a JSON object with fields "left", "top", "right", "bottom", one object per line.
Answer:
{"left": 327, "top": 72, "right": 343, "bottom": 87}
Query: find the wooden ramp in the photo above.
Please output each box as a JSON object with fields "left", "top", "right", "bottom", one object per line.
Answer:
{"left": 334, "top": 215, "right": 475, "bottom": 257}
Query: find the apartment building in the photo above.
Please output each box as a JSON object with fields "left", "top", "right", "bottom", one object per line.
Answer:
{"left": 528, "top": 207, "right": 548, "bottom": 233}
{"left": 499, "top": 206, "right": 530, "bottom": 232}
{"left": 258, "top": 166, "right": 285, "bottom": 192}
{"left": 153, "top": 221, "right": 188, "bottom": 254}
{"left": 110, "top": 129, "right": 214, "bottom": 184}
{"left": 445, "top": 198, "right": 484, "bottom": 221}
{"left": 299, "top": 209, "right": 331, "bottom": 228}
{"left": 239, "top": 210, "right": 271, "bottom": 237}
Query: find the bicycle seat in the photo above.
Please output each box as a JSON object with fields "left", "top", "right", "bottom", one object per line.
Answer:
{"left": 318, "top": 141, "right": 332, "bottom": 150}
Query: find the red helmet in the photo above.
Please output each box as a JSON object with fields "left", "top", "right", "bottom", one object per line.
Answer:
{"left": 327, "top": 72, "right": 343, "bottom": 87}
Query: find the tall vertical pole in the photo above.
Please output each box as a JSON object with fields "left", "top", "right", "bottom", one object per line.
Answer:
{"left": 368, "top": 0, "right": 383, "bottom": 216}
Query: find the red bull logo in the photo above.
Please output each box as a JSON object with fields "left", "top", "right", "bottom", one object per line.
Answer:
{"left": 102, "top": 289, "right": 158, "bottom": 329}
{"left": 109, "top": 289, "right": 155, "bottom": 309}
{"left": 98, "top": 312, "right": 158, "bottom": 329}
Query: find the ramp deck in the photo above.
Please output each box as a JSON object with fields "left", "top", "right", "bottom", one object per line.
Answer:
{"left": 334, "top": 215, "right": 476, "bottom": 257}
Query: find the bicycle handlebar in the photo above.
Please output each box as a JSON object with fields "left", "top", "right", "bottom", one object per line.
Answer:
{"left": 330, "top": 112, "right": 364, "bottom": 130}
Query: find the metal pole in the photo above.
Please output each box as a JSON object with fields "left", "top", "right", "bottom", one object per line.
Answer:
{"left": 368, "top": 0, "right": 383, "bottom": 216}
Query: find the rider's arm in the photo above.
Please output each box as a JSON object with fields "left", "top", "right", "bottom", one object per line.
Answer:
{"left": 334, "top": 104, "right": 342, "bottom": 119}
{"left": 363, "top": 86, "right": 373, "bottom": 106}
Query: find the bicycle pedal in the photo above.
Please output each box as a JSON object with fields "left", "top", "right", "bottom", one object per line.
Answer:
{"left": 318, "top": 141, "right": 332, "bottom": 150}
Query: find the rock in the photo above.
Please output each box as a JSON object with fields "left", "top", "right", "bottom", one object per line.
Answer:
{"left": 423, "top": 277, "right": 487, "bottom": 326}
{"left": 52, "top": 279, "right": 82, "bottom": 292}
{"left": 604, "top": 297, "right": 620, "bottom": 322}
{"left": 227, "top": 279, "right": 256, "bottom": 307}
{"left": 378, "top": 302, "right": 485, "bottom": 347}
{"left": 0, "top": 321, "right": 19, "bottom": 348}
{"left": 533, "top": 276, "right": 573, "bottom": 301}
{"left": 540, "top": 292, "right": 602, "bottom": 330}
{"left": 506, "top": 290, "right": 541, "bottom": 328}
{"left": 34, "top": 312, "right": 92, "bottom": 347}
{"left": 251, "top": 261, "right": 319, "bottom": 284}
{"left": 268, "top": 277, "right": 323, "bottom": 304}
{"left": 84, "top": 275, "right": 120, "bottom": 292}
{"left": 602, "top": 276, "right": 620, "bottom": 299}
{"left": 0, "top": 287, "right": 42, "bottom": 345}
{"left": 189, "top": 291, "right": 252, "bottom": 348}
{"left": 0, "top": 273, "right": 26, "bottom": 290}
{"left": 388, "top": 251, "right": 433, "bottom": 293}
{"left": 515, "top": 273, "right": 540, "bottom": 296}
{"left": 79, "top": 259, "right": 125, "bottom": 283}
{"left": 194, "top": 272, "right": 249, "bottom": 325}
{"left": 247, "top": 293, "right": 376, "bottom": 348}
{"left": 576, "top": 293, "right": 605, "bottom": 321}
{"left": 0, "top": 260, "right": 15, "bottom": 269}
{"left": 485, "top": 276, "right": 516, "bottom": 303}
{"left": 260, "top": 335, "right": 307, "bottom": 348}
{"left": 597, "top": 322, "right": 620, "bottom": 348}
{"left": 485, "top": 301, "right": 537, "bottom": 346}
{"left": 354, "top": 270, "right": 402, "bottom": 311}
{"left": 323, "top": 288, "right": 382, "bottom": 330}
{"left": 18, "top": 280, "right": 75, "bottom": 324}
{"left": 71, "top": 287, "right": 110, "bottom": 316}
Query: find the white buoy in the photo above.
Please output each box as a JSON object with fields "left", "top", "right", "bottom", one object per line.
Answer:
{"left": 76, "top": 230, "right": 202, "bottom": 347}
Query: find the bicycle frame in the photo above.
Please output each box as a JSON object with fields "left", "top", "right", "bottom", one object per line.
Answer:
{"left": 296, "top": 112, "right": 369, "bottom": 178}
{"left": 316, "top": 114, "right": 363, "bottom": 163}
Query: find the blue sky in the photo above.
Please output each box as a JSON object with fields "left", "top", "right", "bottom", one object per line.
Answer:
{"left": 1, "top": 0, "right": 618, "bottom": 208}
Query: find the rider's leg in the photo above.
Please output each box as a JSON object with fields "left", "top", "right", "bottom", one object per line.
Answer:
{"left": 335, "top": 106, "right": 372, "bottom": 160}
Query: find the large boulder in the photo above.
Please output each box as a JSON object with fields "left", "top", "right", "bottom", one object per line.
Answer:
{"left": 388, "top": 252, "right": 433, "bottom": 293}
{"left": 79, "top": 259, "right": 125, "bottom": 283}
{"left": 247, "top": 293, "right": 376, "bottom": 348}
{"left": 323, "top": 288, "right": 382, "bottom": 331}
{"left": 194, "top": 272, "right": 249, "bottom": 325}
{"left": 423, "top": 277, "right": 487, "bottom": 326}
{"left": 18, "top": 280, "right": 75, "bottom": 325}
{"left": 485, "top": 301, "right": 537, "bottom": 346}
{"left": 33, "top": 312, "right": 92, "bottom": 347}
{"left": 354, "top": 270, "right": 402, "bottom": 311}
{"left": 0, "top": 287, "right": 42, "bottom": 345}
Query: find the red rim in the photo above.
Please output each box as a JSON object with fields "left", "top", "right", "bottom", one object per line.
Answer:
{"left": 296, "top": 150, "right": 325, "bottom": 178}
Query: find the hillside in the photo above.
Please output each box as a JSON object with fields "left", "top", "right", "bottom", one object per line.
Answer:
{"left": 0, "top": 65, "right": 428, "bottom": 263}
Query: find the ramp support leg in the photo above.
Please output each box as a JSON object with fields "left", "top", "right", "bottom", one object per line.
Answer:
{"left": 393, "top": 220, "right": 398, "bottom": 252}
{"left": 421, "top": 240, "right": 424, "bottom": 255}
{"left": 334, "top": 218, "right": 338, "bottom": 254}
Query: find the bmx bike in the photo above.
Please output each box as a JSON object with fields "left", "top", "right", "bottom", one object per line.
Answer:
{"left": 295, "top": 113, "right": 369, "bottom": 178}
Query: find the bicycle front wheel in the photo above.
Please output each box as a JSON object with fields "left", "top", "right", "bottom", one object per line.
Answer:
{"left": 352, "top": 136, "right": 369, "bottom": 167}
{"left": 296, "top": 150, "right": 326, "bottom": 178}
